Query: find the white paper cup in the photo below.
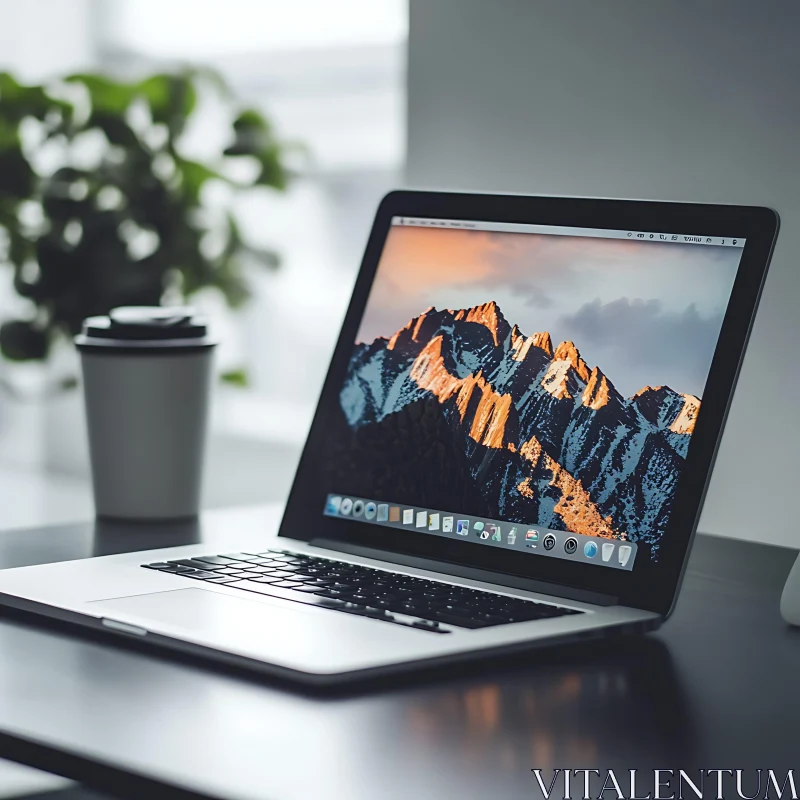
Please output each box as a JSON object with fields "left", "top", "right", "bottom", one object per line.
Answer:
{"left": 75, "top": 307, "right": 217, "bottom": 520}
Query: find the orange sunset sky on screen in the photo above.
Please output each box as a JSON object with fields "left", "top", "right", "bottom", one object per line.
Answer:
{"left": 354, "top": 223, "right": 742, "bottom": 399}
{"left": 376, "top": 226, "right": 496, "bottom": 288}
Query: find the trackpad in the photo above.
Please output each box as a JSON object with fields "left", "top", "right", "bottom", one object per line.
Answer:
{"left": 91, "top": 587, "right": 432, "bottom": 672}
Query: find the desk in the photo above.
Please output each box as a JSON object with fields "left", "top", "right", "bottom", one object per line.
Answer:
{"left": 0, "top": 506, "right": 798, "bottom": 800}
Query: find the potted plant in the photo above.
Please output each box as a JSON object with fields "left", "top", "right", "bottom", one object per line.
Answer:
{"left": 0, "top": 68, "right": 293, "bottom": 470}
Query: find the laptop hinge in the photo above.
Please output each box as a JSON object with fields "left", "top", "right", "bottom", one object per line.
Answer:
{"left": 309, "top": 538, "right": 618, "bottom": 607}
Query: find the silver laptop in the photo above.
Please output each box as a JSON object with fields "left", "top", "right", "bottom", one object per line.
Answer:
{"left": 0, "top": 192, "right": 778, "bottom": 687}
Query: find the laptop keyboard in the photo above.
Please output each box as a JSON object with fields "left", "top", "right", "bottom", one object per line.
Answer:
{"left": 142, "top": 549, "right": 583, "bottom": 633}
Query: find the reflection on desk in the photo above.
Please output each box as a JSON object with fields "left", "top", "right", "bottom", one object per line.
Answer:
{"left": 380, "top": 639, "right": 695, "bottom": 781}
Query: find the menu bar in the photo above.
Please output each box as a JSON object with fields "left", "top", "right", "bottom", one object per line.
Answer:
{"left": 323, "top": 494, "right": 638, "bottom": 571}
{"left": 391, "top": 217, "right": 746, "bottom": 248}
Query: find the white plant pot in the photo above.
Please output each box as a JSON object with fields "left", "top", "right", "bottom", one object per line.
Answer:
{"left": 0, "top": 345, "right": 90, "bottom": 478}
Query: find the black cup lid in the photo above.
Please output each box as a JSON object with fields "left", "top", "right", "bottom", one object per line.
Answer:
{"left": 82, "top": 307, "right": 208, "bottom": 340}
{"left": 75, "top": 307, "right": 216, "bottom": 352}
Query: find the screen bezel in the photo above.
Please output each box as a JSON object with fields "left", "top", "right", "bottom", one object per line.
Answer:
{"left": 278, "top": 191, "right": 779, "bottom": 617}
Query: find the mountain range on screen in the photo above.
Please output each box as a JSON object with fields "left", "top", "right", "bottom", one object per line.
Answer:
{"left": 335, "top": 301, "right": 700, "bottom": 557}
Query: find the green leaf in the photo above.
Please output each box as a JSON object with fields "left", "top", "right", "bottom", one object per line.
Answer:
{"left": 0, "top": 319, "right": 50, "bottom": 361}
{"left": 0, "top": 72, "right": 52, "bottom": 121}
{"left": 0, "top": 146, "right": 34, "bottom": 198}
{"left": 224, "top": 108, "right": 272, "bottom": 156}
{"left": 177, "top": 158, "right": 224, "bottom": 205}
{"left": 220, "top": 368, "right": 249, "bottom": 388}
{"left": 235, "top": 109, "right": 269, "bottom": 131}
{"left": 143, "top": 73, "right": 197, "bottom": 139}
{"left": 136, "top": 74, "right": 171, "bottom": 113}
{"left": 88, "top": 111, "right": 139, "bottom": 148}
{"left": 255, "top": 143, "right": 289, "bottom": 190}
{"left": 65, "top": 73, "right": 136, "bottom": 114}
{"left": 0, "top": 72, "right": 22, "bottom": 100}
{"left": 0, "top": 118, "right": 20, "bottom": 150}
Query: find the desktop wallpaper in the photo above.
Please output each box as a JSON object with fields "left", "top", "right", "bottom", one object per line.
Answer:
{"left": 324, "top": 224, "right": 741, "bottom": 559}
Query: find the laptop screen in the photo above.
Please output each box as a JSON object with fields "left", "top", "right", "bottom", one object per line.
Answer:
{"left": 321, "top": 217, "right": 745, "bottom": 572}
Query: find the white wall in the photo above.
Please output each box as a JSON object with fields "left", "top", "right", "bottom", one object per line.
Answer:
{"left": 0, "top": 0, "right": 95, "bottom": 81}
{"left": 406, "top": 0, "right": 800, "bottom": 547}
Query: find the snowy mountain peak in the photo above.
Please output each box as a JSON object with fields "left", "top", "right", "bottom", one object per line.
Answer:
{"left": 531, "top": 331, "right": 554, "bottom": 357}
{"left": 633, "top": 385, "right": 698, "bottom": 434}
{"left": 540, "top": 340, "right": 591, "bottom": 399}
{"left": 541, "top": 360, "right": 579, "bottom": 399}
{"left": 453, "top": 372, "right": 514, "bottom": 449}
{"left": 582, "top": 366, "right": 622, "bottom": 410}
{"left": 409, "top": 334, "right": 462, "bottom": 400}
{"left": 511, "top": 329, "right": 555, "bottom": 363}
{"left": 552, "top": 340, "right": 591, "bottom": 382}
{"left": 670, "top": 394, "right": 700, "bottom": 434}
{"left": 453, "top": 301, "right": 510, "bottom": 346}
{"left": 386, "top": 306, "right": 449, "bottom": 351}
{"left": 409, "top": 335, "right": 514, "bottom": 449}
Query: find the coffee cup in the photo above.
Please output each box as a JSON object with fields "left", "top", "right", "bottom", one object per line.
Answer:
{"left": 75, "top": 306, "right": 216, "bottom": 520}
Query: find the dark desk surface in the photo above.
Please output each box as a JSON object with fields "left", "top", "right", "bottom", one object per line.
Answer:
{"left": 0, "top": 506, "right": 798, "bottom": 800}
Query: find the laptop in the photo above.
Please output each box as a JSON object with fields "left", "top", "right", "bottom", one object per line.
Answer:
{"left": 0, "top": 192, "right": 779, "bottom": 686}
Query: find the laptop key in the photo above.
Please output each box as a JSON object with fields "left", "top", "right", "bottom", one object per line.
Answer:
{"left": 170, "top": 559, "right": 219, "bottom": 571}
{"left": 193, "top": 556, "right": 239, "bottom": 566}
{"left": 225, "top": 580, "right": 299, "bottom": 597}
{"left": 220, "top": 553, "right": 262, "bottom": 562}
{"left": 342, "top": 604, "right": 391, "bottom": 619}
{"left": 313, "top": 597, "right": 348, "bottom": 608}
{"left": 320, "top": 589, "right": 346, "bottom": 598}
